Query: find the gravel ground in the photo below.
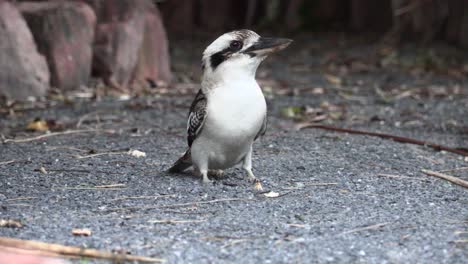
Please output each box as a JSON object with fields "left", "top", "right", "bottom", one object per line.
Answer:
{"left": 0, "top": 35, "right": 467, "bottom": 263}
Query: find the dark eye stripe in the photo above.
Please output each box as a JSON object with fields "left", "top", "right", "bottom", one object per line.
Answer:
{"left": 209, "top": 40, "right": 244, "bottom": 70}
{"left": 210, "top": 51, "right": 226, "bottom": 70}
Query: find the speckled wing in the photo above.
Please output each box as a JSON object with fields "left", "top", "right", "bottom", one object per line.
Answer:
{"left": 254, "top": 114, "right": 267, "bottom": 141}
{"left": 187, "top": 89, "right": 207, "bottom": 147}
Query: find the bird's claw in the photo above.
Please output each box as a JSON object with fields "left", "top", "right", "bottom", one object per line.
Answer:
{"left": 253, "top": 179, "right": 263, "bottom": 191}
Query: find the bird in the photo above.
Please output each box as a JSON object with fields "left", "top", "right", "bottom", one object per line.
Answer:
{"left": 167, "top": 29, "right": 292, "bottom": 184}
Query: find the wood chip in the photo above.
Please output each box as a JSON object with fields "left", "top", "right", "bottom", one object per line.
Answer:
{"left": 0, "top": 219, "right": 23, "bottom": 228}
{"left": 263, "top": 191, "right": 280, "bottom": 198}
{"left": 39, "top": 167, "right": 48, "bottom": 174}
{"left": 72, "top": 228, "right": 91, "bottom": 236}
{"left": 128, "top": 149, "right": 147, "bottom": 158}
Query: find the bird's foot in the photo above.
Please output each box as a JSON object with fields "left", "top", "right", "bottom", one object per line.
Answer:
{"left": 253, "top": 178, "right": 263, "bottom": 191}
{"left": 201, "top": 173, "right": 213, "bottom": 184}
{"left": 208, "top": 169, "right": 224, "bottom": 178}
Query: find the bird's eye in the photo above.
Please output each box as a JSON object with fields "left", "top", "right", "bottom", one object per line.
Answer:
{"left": 229, "top": 40, "right": 242, "bottom": 51}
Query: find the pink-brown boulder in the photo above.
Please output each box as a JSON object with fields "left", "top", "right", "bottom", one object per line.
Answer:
{"left": 132, "top": 3, "right": 171, "bottom": 89}
{"left": 18, "top": 1, "right": 96, "bottom": 91}
{"left": 80, "top": 0, "right": 171, "bottom": 90}
{"left": 0, "top": 1, "right": 50, "bottom": 101}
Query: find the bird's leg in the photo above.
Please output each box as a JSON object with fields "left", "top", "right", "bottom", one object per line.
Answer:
{"left": 243, "top": 147, "right": 263, "bottom": 190}
{"left": 200, "top": 170, "right": 211, "bottom": 184}
{"left": 242, "top": 146, "right": 257, "bottom": 181}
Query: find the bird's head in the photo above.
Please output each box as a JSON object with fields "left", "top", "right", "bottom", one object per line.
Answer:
{"left": 201, "top": 29, "right": 292, "bottom": 82}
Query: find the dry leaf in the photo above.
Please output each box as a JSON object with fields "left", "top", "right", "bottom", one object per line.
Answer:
{"left": 263, "top": 191, "right": 280, "bottom": 198}
{"left": 27, "top": 119, "right": 49, "bottom": 132}
{"left": 0, "top": 219, "right": 23, "bottom": 228}
{"left": 128, "top": 149, "right": 146, "bottom": 158}
{"left": 72, "top": 228, "right": 92, "bottom": 236}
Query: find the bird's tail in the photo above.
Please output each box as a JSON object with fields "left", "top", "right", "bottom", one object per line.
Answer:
{"left": 167, "top": 150, "right": 192, "bottom": 173}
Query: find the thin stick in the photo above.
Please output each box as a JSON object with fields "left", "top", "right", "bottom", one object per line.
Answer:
{"left": 298, "top": 124, "right": 468, "bottom": 157}
{"left": 76, "top": 111, "right": 99, "bottom": 128}
{"left": 438, "top": 167, "right": 468, "bottom": 173}
{"left": 108, "top": 198, "right": 253, "bottom": 212}
{"left": 0, "top": 237, "right": 164, "bottom": 262}
{"left": 340, "top": 222, "right": 390, "bottom": 235}
{"left": 0, "top": 245, "right": 68, "bottom": 259}
{"left": 283, "top": 182, "right": 338, "bottom": 190}
{"left": 94, "top": 184, "right": 126, "bottom": 189}
{"left": 60, "top": 188, "right": 124, "bottom": 191}
{"left": 304, "top": 182, "right": 338, "bottom": 186}
{"left": 110, "top": 194, "right": 176, "bottom": 202}
{"left": 0, "top": 160, "right": 16, "bottom": 166}
{"left": 73, "top": 151, "right": 127, "bottom": 159}
{"left": 6, "top": 197, "right": 37, "bottom": 202}
{"left": 148, "top": 219, "right": 206, "bottom": 224}
{"left": 421, "top": 169, "right": 468, "bottom": 188}
{"left": 4, "top": 129, "right": 113, "bottom": 143}
{"left": 377, "top": 174, "right": 427, "bottom": 181}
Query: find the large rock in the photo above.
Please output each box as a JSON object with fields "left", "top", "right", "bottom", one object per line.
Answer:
{"left": 18, "top": 1, "right": 96, "bottom": 91}
{"left": 131, "top": 3, "right": 171, "bottom": 89}
{"left": 0, "top": 1, "right": 49, "bottom": 101}
{"left": 81, "top": 0, "right": 171, "bottom": 90}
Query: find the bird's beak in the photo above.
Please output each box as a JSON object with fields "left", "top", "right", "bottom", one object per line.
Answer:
{"left": 243, "top": 37, "right": 293, "bottom": 56}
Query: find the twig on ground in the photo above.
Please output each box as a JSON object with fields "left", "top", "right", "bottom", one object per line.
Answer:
{"left": 377, "top": 174, "right": 427, "bottom": 181}
{"left": 148, "top": 219, "right": 206, "bottom": 224}
{"left": 108, "top": 198, "right": 253, "bottom": 212}
{"left": 221, "top": 239, "right": 249, "bottom": 248}
{"left": 162, "top": 210, "right": 208, "bottom": 215}
{"left": 0, "top": 236, "right": 164, "bottom": 263}
{"left": 283, "top": 182, "right": 337, "bottom": 190}
{"left": 421, "top": 169, "right": 468, "bottom": 188}
{"left": 5, "top": 197, "right": 37, "bottom": 202}
{"left": 298, "top": 124, "right": 468, "bottom": 157}
{"left": 304, "top": 182, "right": 338, "bottom": 186}
{"left": 3, "top": 129, "right": 114, "bottom": 144}
{"left": 0, "top": 160, "right": 16, "bottom": 166}
{"left": 438, "top": 167, "right": 468, "bottom": 173}
{"left": 6, "top": 204, "right": 31, "bottom": 207}
{"left": 46, "top": 169, "right": 92, "bottom": 173}
{"left": 73, "top": 151, "right": 127, "bottom": 159}
{"left": 110, "top": 194, "right": 176, "bottom": 202}
{"left": 60, "top": 187, "right": 125, "bottom": 191}
{"left": 46, "top": 146, "right": 88, "bottom": 152}
{"left": 94, "top": 184, "right": 126, "bottom": 189}
{"left": 340, "top": 222, "right": 391, "bottom": 235}
{"left": 76, "top": 111, "right": 100, "bottom": 128}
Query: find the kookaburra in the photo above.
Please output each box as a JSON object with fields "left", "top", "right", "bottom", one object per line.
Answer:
{"left": 168, "top": 29, "right": 292, "bottom": 183}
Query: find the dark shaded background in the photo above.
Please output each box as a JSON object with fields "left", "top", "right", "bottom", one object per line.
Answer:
{"left": 159, "top": 0, "right": 468, "bottom": 47}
